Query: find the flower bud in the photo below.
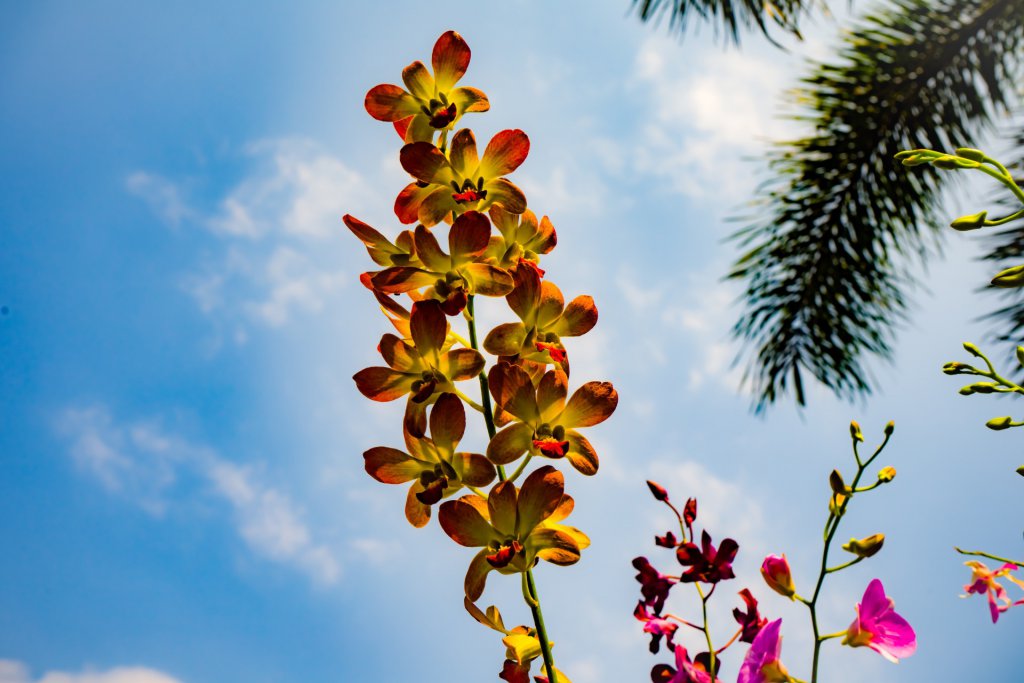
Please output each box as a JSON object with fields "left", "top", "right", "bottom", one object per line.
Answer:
{"left": 850, "top": 421, "right": 864, "bottom": 443}
{"left": 877, "top": 466, "right": 896, "bottom": 483}
{"left": 962, "top": 342, "right": 983, "bottom": 358}
{"left": 962, "top": 382, "right": 998, "bottom": 395}
{"left": 829, "top": 492, "right": 847, "bottom": 517}
{"left": 842, "top": 533, "right": 885, "bottom": 558}
{"left": 1016, "top": 465, "right": 1024, "bottom": 478}
{"left": 884, "top": 420, "right": 894, "bottom": 436}
{"left": 986, "top": 416, "right": 1014, "bottom": 431}
{"left": 950, "top": 211, "right": 987, "bottom": 231}
{"left": 646, "top": 480, "right": 669, "bottom": 502}
{"left": 933, "top": 155, "right": 979, "bottom": 169}
{"left": 829, "top": 469, "right": 847, "bottom": 495}
{"left": 761, "top": 554, "right": 796, "bottom": 599}
{"left": 992, "top": 265, "right": 1024, "bottom": 288}
{"left": 942, "top": 361, "right": 977, "bottom": 375}
{"left": 1017, "top": 347, "right": 1024, "bottom": 369}
{"left": 955, "top": 147, "right": 986, "bottom": 162}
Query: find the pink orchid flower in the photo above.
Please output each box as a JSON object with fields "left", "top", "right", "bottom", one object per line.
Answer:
{"left": 962, "top": 560, "right": 1024, "bottom": 623}
{"left": 842, "top": 579, "right": 916, "bottom": 663}
{"left": 737, "top": 619, "right": 789, "bottom": 683}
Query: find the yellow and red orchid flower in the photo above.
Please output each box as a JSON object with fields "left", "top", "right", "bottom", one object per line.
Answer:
{"left": 369, "top": 210, "right": 514, "bottom": 315}
{"left": 438, "top": 465, "right": 588, "bottom": 601}
{"left": 463, "top": 598, "right": 559, "bottom": 683}
{"left": 353, "top": 299, "right": 483, "bottom": 435}
{"left": 364, "top": 30, "right": 489, "bottom": 143}
{"left": 486, "top": 363, "right": 617, "bottom": 476}
{"left": 363, "top": 393, "right": 496, "bottom": 527}
{"left": 344, "top": 214, "right": 419, "bottom": 270}
{"left": 486, "top": 205, "right": 557, "bottom": 275}
{"left": 396, "top": 128, "right": 529, "bottom": 226}
{"left": 484, "top": 265, "right": 597, "bottom": 372}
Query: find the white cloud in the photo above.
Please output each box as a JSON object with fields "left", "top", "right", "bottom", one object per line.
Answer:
{"left": 56, "top": 405, "right": 341, "bottom": 586}
{"left": 0, "top": 661, "right": 184, "bottom": 683}
{"left": 630, "top": 37, "right": 803, "bottom": 199}
{"left": 128, "top": 138, "right": 366, "bottom": 338}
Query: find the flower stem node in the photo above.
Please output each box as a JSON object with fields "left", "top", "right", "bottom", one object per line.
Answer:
{"left": 842, "top": 534, "right": 885, "bottom": 559}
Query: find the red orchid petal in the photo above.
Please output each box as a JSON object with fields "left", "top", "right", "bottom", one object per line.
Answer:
{"left": 480, "top": 129, "right": 530, "bottom": 178}
{"left": 432, "top": 30, "right": 471, "bottom": 91}
{"left": 365, "top": 84, "right": 420, "bottom": 122}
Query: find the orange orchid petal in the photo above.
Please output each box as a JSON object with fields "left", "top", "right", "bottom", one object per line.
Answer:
{"left": 394, "top": 181, "right": 433, "bottom": 225}
{"left": 547, "top": 494, "right": 575, "bottom": 524}
{"left": 401, "top": 60, "right": 435, "bottom": 100}
{"left": 463, "top": 263, "right": 514, "bottom": 297}
{"left": 487, "top": 480, "right": 518, "bottom": 535}
{"left": 483, "top": 322, "right": 527, "bottom": 356}
{"left": 449, "top": 210, "right": 491, "bottom": 262}
{"left": 486, "top": 422, "right": 533, "bottom": 466}
{"left": 432, "top": 30, "right": 471, "bottom": 91}
{"left": 442, "top": 348, "right": 485, "bottom": 382}
{"left": 536, "top": 368, "right": 569, "bottom": 419}
{"left": 353, "top": 367, "right": 412, "bottom": 402}
{"left": 532, "top": 528, "right": 581, "bottom": 565}
{"left": 404, "top": 396, "right": 429, "bottom": 438}
{"left": 449, "top": 128, "right": 481, "bottom": 177}
{"left": 370, "top": 266, "right": 436, "bottom": 294}
{"left": 439, "top": 497, "right": 499, "bottom": 547}
{"left": 399, "top": 142, "right": 454, "bottom": 185}
{"left": 560, "top": 381, "right": 618, "bottom": 428}
{"left": 517, "top": 466, "right": 564, "bottom": 535}
{"left": 378, "top": 333, "right": 419, "bottom": 372}
{"left": 480, "top": 129, "right": 530, "bottom": 178}
{"left": 418, "top": 186, "right": 455, "bottom": 227}
{"left": 363, "top": 446, "right": 422, "bottom": 484}
{"left": 454, "top": 451, "right": 497, "bottom": 487}
{"left": 554, "top": 295, "right": 598, "bottom": 337}
{"left": 488, "top": 363, "right": 540, "bottom": 423}
{"left": 507, "top": 263, "right": 541, "bottom": 323}
{"left": 564, "top": 431, "right": 599, "bottom": 476}
{"left": 365, "top": 84, "right": 420, "bottom": 122}
{"left": 486, "top": 177, "right": 528, "bottom": 214}
{"left": 536, "top": 280, "right": 566, "bottom": 327}
{"left": 548, "top": 522, "right": 590, "bottom": 551}
{"left": 465, "top": 549, "right": 494, "bottom": 601}
{"left": 405, "top": 484, "right": 431, "bottom": 528}
{"left": 450, "top": 86, "right": 489, "bottom": 114}
{"left": 413, "top": 224, "right": 451, "bottom": 272}
{"left": 429, "top": 393, "right": 466, "bottom": 451}
{"left": 531, "top": 215, "right": 557, "bottom": 253}
{"left": 409, "top": 300, "right": 447, "bottom": 355}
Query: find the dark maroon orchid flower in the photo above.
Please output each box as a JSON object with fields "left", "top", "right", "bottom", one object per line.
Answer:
{"left": 633, "top": 556, "right": 678, "bottom": 615}
{"left": 733, "top": 588, "right": 768, "bottom": 644}
{"left": 676, "top": 530, "right": 738, "bottom": 584}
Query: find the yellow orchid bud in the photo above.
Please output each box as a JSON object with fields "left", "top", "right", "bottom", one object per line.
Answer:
{"left": 950, "top": 211, "right": 987, "bottom": 231}
{"left": 955, "top": 147, "right": 986, "bottom": 162}
{"left": 884, "top": 420, "right": 894, "bottom": 436}
{"left": 829, "top": 469, "right": 847, "bottom": 495}
{"left": 829, "top": 491, "right": 847, "bottom": 516}
{"left": 842, "top": 533, "right": 885, "bottom": 558}
{"left": 850, "top": 421, "right": 864, "bottom": 443}
{"left": 986, "top": 416, "right": 1014, "bottom": 431}
{"left": 992, "top": 265, "right": 1024, "bottom": 288}
{"left": 877, "top": 466, "right": 896, "bottom": 483}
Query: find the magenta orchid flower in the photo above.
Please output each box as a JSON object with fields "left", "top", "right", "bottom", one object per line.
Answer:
{"left": 737, "top": 619, "right": 790, "bottom": 683}
{"left": 634, "top": 601, "right": 679, "bottom": 654}
{"left": 962, "top": 560, "right": 1024, "bottom": 623}
{"left": 842, "top": 579, "right": 916, "bottom": 663}
{"left": 632, "top": 556, "right": 678, "bottom": 615}
{"left": 651, "top": 645, "right": 717, "bottom": 683}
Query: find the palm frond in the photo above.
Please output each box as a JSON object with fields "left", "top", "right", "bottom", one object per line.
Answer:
{"left": 629, "top": 0, "right": 811, "bottom": 46}
{"left": 729, "top": 0, "right": 1024, "bottom": 411}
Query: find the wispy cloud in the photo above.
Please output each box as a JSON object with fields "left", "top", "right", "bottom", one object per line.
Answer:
{"left": 0, "top": 660, "right": 184, "bottom": 683}
{"left": 56, "top": 405, "right": 341, "bottom": 586}
{"left": 127, "top": 138, "right": 367, "bottom": 339}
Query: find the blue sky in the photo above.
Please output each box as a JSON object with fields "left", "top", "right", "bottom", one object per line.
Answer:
{"left": 2, "top": 2, "right": 1023, "bottom": 682}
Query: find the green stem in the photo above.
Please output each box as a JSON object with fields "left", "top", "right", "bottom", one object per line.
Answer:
{"left": 955, "top": 547, "right": 1024, "bottom": 566}
{"left": 453, "top": 388, "right": 485, "bottom": 413}
{"left": 524, "top": 570, "right": 559, "bottom": 683}
{"left": 506, "top": 454, "right": 534, "bottom": 484}
{"left": 465, "top": 295, "right": 505, "bottom": 481}
{"left": 826, "top": 556, "right": 865, "bottom": 574}
{"left": 695, "top": 583, "right": 716, "bottom": 678}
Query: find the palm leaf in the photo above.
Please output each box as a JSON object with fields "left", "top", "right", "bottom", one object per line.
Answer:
{"left": 629, "top": 0, "right": 812, "bottom": 45}
{"left": 729, "top": 0, "right": 1024, "bottom": 411}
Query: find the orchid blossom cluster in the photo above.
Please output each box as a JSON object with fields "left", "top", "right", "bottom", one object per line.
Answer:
{"left": 349, "top": 31, "right": 616, "bottom": 683}
{"left": 898, "top": 147, "right": 1024, "bottom": 622}
{"left": 634, "top": 422, "right": 914, "bottom": 683}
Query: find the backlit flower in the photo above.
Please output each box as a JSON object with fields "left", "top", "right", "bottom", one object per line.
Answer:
{"left": 962, "top": 560, "right": 1024, "bottom": 623}
{"left": 650, "top": 645, "right": 718, "bottom": 683}
{"left": 842, "top": 579, "right": 916, "bottom": 663}
{"left": 438, "top": 465, "right": 589, "bottom": 600}
{"left": 483, "top": 265, "right": 597, "bottom": 371}
{"left": 397, "top": 128, "right": 529, "bottom": 226}
{"left": 369, "top": 210, "right": 514, "bottom": 314}
{"left": 486, "top": 362, "right": 617, "bottom": 475}
{"left": 363, "top": 393, "right": 496, "bottom": 527}
{"left": 364, "top": 30, "right": 489, "bottom": 142}
{"left": 353, "top": 299, "right": 484, "bottom": 435}
{"left": 737, "top": 619, "right": 789, "bottom": 683}
{"left": 733, "top": 588, "right": 768, "bottom": 644}
{"left": 635, "top": 601, "right": 679, "bottom": 654}
{"left": 486, "top": 205, "right": 557, "bottom": 273}
{"left": 676, "top": 530, "right": 738, "bottom": 585}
